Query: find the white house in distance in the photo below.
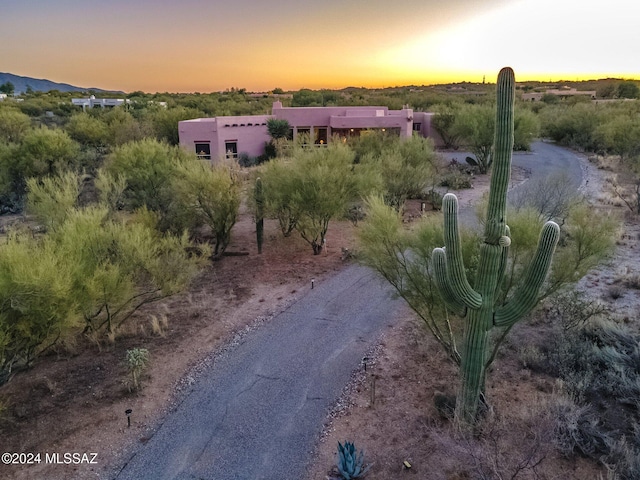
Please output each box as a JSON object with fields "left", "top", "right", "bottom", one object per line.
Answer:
{"left": 522, "top": 88, "right": 597, "bottom": 102}
{"left": 71, "top": 95, "right": 130, "bottom": 110}
{"left": 178, "top": 101, "right": 441, "bottom": 160}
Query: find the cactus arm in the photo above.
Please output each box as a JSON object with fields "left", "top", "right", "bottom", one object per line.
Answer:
{"left": 442, "top": 193, "right": 483, "bottom": 309}
{"left": 494, "top": 221, "right": 560, "bottom": 327}
{"left": 432, "top": 248, "right": 467, "bottom": 317}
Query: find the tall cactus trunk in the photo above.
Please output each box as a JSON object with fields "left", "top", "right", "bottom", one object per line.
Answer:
{"left": 457, "top": 312, "right": 489, "bottom": 421}
{"left": 432, "top": 68, "right": 560, "bottom": 426}
{"left": 454, "top": 69, "right": 515, "bottom": 425}
{"left": 255, "top": 177, "right": 264, "bottom": 254}
{"left": 457, "top": 243, "right": 501, "bottom": 422}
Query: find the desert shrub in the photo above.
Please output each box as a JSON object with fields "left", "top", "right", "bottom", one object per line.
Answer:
{"left": 540, "top": 103, "right": 603, "bottom": 151}
{"left": 439, "top": 170, "right": 473, "bottom": 190}
{"left": 0, "top": 128, "right": 81, "bottom": 211}
{"left": 237, "top": 152, "right": 259, "bottom": 168}
{"left": 16, "top": 127, "right": 81, "bottom": 179}
{"left": 26, "top": 171, "right": 80, "bottom": 230}
{"left": 102, "top": 139, "right": 183, "bottom": 223}
{"left": 606, "top": 433, "right": 640, "bottom": 480}
{"left": 509, "top": 172, "right": 580, "bottom": 224}
{"left": 608, "top": 285, "right": 625, "bottom": 300}
{"left": 149, "top": 106, "right": 203, "bottom": 145}
{"left": 100, "top": 107, "right": 154, "bottom": 146}
{"left": 549, "top": 393, "right": 611, "bottom": 458}
{"left": 258, "top": 159, "right": 299, "bottom": 237}
{"left": 525, "top": 317, "right": 640, "bottom": 474}
{"left": 0, "top": 231, "right": 79, "bottom": 384}
{"left": 547, "top": 290, "right": 608, "bottom": 331}
{"left": 0, "top": 108, "right": 31, "bottom": 143}
{"left": 424, "top": 189, "right": 443, "bottom": 211}
{"left": 65, "top": 113, "right": 109, "bottom": 148}
{"left": 623, "top": 272, "right": 640, "bottom": 290}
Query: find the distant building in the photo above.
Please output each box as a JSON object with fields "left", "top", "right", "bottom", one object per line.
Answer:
{"left": 0, "top": 93, "right": 7, "bottom": 101}
{"left": 522, "top": 88, "right": 597, "bottom": 102}
{"left": 178, "top": 101, "right": 441, "bottom": 161}
{"left": 71, "top": 95, "right": 130, "bottom": 110}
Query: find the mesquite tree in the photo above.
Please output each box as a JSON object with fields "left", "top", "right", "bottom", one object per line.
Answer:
{"left": 433, "top": 67, "right": 560, "bottom": 424}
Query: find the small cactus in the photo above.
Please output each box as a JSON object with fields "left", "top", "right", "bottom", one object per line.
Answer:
{"left": 337, "top": 441, "right": 371, "bottom": 479}
{"left": 126, "top": 348, "right": 150, "bottom": 392}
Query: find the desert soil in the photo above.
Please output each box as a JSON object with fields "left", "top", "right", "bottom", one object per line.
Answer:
{"left": 0, "top": 147, "right": 638, "bottom": 480}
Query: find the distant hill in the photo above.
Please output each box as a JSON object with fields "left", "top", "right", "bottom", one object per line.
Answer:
{"left": 0, "top": 72, "right": 122, "bottom": 95}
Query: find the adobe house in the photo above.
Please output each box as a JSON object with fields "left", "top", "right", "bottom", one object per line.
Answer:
{"left": 178, "top": 101, "right": 442, "bottom": 161}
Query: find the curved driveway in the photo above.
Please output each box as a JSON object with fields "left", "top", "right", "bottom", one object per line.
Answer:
{"left": 115, "top": 141, "right": 583, "bottom": 480}
{"left": 116, "top": 266, "right": 401, "bottom": 479}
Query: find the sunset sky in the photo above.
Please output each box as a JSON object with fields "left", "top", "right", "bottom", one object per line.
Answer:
{"left": 1, "top": 0, "right": 638, "bottom": 93}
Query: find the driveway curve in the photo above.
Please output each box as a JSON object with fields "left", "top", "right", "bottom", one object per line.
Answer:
{"left": 114, "top": 141, "right": 584, "bottom": 480}
{"left": 115, "top": 265, "right": 401, "bottom": 479}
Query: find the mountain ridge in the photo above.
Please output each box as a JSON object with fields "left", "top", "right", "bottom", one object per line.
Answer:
{"left": 0, "top": 72, "right": 122, "bottom": 95}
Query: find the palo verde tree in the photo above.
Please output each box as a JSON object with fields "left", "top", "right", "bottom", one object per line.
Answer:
{"left": 0, "top": 171, "right": 208, "bottom": 382}
{"left": 359, "top": 68, "right": 616, "bottom": 426}
{"left": 261, "top": 142, "right": 366, "bottom": 254}
{"left": 172, "top": 158, "right": 241, "bottom": 258}
{"left": 292, "top": 143, "right": 363, "bottom": 254}
{"left": 357, "top": 133, "right": 439, "bottom": 211}
{"left": 432, "top": 104, "right": 462, "bottom": 150}
{"left": 26, "top": 172, "right": 208, "bottom": 332}
{"left": 102, "top": 138, "right": 195, "bottom": 233}
{"left": 258, "top": 159, "right": 300, "bottom": 237}
{"left": 453, "top": 100, "right": 538, "bottom": 172}
{"left": 452, "top": 103, "right": 495, "bottom": 173}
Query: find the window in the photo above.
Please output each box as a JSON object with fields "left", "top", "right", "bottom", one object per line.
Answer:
{"left": 225, "top": 141, "right": 238, "bottom": 158}
{"left": 195, "top": 142, "right": 211, "bottom": 160}
{"left": 315, "top": 127, "right": 328, "bottom": 145}
{"left": 413, "top": 123, "right": 422, "bottom": 132}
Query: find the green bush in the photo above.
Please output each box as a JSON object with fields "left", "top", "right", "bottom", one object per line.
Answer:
{"left": 0, "top": 172, "right": 209, "bottom": 383}
{"left": 102, "top": 139, "right": 197, "bottom": 233}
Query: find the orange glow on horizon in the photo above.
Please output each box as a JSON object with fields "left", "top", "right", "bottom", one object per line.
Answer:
{"left": 1, "top": 0, "right": 638, "bottom": 94}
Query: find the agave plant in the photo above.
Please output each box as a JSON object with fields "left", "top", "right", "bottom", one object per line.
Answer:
{"left": 337, "top": 441, "right": 371, "bottom": 479}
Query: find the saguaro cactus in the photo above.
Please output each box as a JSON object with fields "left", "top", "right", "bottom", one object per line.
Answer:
{"left": 255, "top": 177, "right": 264, "bottom": 254}
{"left": 432, "top": 67, "right": 560, "bottom": 424}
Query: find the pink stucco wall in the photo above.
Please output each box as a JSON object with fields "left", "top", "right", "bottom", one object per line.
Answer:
{"left": 272, "top": 102, "right": 413, "bottom": 139}
{"left": 178, "top": 102, "right": 443, "bottom": 161}
{"left": 179, "top": 115, "right": 272, "bottom": 160}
